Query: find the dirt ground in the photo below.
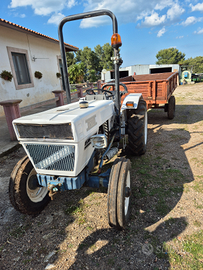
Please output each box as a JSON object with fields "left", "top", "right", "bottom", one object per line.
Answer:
{"left": 0, "top": 83, "right": 203, "bottom": 270}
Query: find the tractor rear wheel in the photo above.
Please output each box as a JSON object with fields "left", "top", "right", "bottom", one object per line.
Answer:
{"left": 9, "top": 156, "right": 50, "bottom": 215}
{"left": 126, "top": 99, "right": 147, "bottom": 155}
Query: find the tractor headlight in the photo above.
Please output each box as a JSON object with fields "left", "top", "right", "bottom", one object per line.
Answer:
{"left": 90, "top": 134, "right": 107, "bottom": 149}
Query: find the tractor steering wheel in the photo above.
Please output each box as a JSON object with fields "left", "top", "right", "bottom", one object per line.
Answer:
{"left": 101, "top": 82, "right": 128, "bottom": 97}
{"left": 86, "top": 89, "right": 96, "bottom": 95}
{"left": 101, "top": 89, "right": 115, "bottom": 98}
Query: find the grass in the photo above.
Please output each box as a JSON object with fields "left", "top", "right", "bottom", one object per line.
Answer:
{"left": 130, "top": 150, "right": 201, "bottom": 263}
{"left": 143, "top": 230, "right": 168, "bottom": 259}
{"left": 133, "top": 154, "right": 185, "bottom": 202}
{"left": 9, "top": 223, "right": 31, "bottom": 238}
{"left": 107, "top": 258, "right": 115, "bottom": 266}
{"left": 155, "top": 199, "right": 170, "bottom": 215}
{"left": 0, "top": 244, "right": 5, "bottom": 253}
{"left": 194, "top": 200, "right": 203, "bottom": 209}
{"left": 193, "top": 220, "right": 201, "bottom": 227}
{"left": 169, "top": 134, "right": 186, "bottom": 140}
{"left": 167, "top": 231, "right": 203, "bottom": 269}
{"left": 130, "top": 144, "right": 203, "bottom": 267}
{"left": 86, "top": 226, "right": 93, "bottom": 231}
{"left": 22, "top": 259, "right": 32, "bottom": 264}
{"left": 64, "top": 202, "right": 86, "bottom": 225}
{"left": 36, "top": 246, "right": 48, "bottom": 257}
{"left": 192, "top": 180, "right": 203, "bottom": 193}
{"left": 23, "top": 248, "right": 33, "bottom": 256}
{"left": 78, "top": 243, "right": 88, "bottom": 250}
{"left": 64, "top": 204, "right": 82, "bottom": 215}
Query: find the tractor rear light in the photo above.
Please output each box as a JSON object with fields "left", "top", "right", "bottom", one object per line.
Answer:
{"left": 90, "top": 134, "right": 107, "bottom": 149}
{"left": 126, "top": 101, "right": 134, "bottom": 108}
{"left": 111, "top": 33, "right": 122, "bottom": 49}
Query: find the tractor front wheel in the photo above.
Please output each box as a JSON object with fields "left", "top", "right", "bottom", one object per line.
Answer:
{"left": 107, "top": 158, "right": 131, "bottom": 230}
{"left": 9, "top": 156, "right": 50, "bottom": 215}
{"left": 117, "top": 159, "right": 131, "bottom": 229}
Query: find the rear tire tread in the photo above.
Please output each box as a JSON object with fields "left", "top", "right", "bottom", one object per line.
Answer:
{"left": 126, "top": 99, "right": 147, "bottom": 155}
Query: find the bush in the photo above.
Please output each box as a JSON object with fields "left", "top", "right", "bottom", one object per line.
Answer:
{"left": 0, "top": 70, "right": 13, "bottom": 81}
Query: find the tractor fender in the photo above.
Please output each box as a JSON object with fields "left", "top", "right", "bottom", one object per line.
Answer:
{"left": 121, "top": 93, "right": 143, "bottom": 113}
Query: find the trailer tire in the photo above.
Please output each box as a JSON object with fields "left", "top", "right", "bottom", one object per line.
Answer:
{"left": 9, "top": 157, "right": 50, "bottom": 215}
{"left": 126, "top": 99, "right": 147, "bottom": 155}
{"left": 117, "top": 159, "right": 131, "bottom": 229}
{"left": 107, "top": 158, "right": 123, "bottom": 229}
{"left": 167, "top": 96, "right": 175, "bottom": 119}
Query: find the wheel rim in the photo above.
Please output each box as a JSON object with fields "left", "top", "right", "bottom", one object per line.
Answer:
{"left": 26, "top": 168, "right": 48, "bottom": 203}
{"left": 125, "top": 171, "right": 131, "bottom": 216}
{"left": 144, "top": 110, "right": 148, "bottom": 145}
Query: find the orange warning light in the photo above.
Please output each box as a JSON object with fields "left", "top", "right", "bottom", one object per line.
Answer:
{"left": 111, "top": 33, "right": 122, "bottom": 49}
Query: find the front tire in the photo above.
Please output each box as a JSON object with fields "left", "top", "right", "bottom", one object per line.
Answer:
{"left": 117, "top": 159, "right": 131, "bottom": 229}
{"left": 107, "top": 158, "right": 131, "bottom": 230}
{"left": 126, "top": 99, "right": 147, "bottom": 155}
{"left": 107, "top": 158, "right": 123, "bottom": 229}
{"left": 9, "top": 156, "right": 50, "bottom": 215}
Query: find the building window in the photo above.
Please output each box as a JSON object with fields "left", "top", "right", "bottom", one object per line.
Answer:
{"left": 7, "top": 47, "right": 34, "bottom": 90}
{"left": 12, "top": 52, "right": 31, "bottom": 85}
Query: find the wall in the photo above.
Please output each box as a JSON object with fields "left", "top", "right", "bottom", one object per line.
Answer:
{"left": 0, "top": 26, "right": 62, "bottom": 116}
{"left": 149, "top": 64, "right": 180, "bottom": 75}
{"left": 103, "top": 64, "right": 181, "bottom": 82}
{"left": 103, "top": 65, "right": 151, "bottom": 82}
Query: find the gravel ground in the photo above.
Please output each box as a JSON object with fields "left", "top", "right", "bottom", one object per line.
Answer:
{"left": 0, "top": 82, "right": 203, "bottom": 270}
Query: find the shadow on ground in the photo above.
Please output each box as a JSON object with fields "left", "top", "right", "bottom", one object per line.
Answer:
{"left": 0, "top": 102, "right": 200, "bottom": 270}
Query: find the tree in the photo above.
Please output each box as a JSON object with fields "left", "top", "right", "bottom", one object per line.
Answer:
{"left": 94, "top": 44, "right": 104, "bottom": 72}
{"left": 181, "top": 56, "right": 203, "bottom": 73}
{"left": 66, "top": 43, "right": 114, "bottom": 82}
{"left": 68, "top": 62, "right": 84, "bottom": 84}
{"left": 75, "top": 46, "right": 100, "bottom": 81}
{"left": 66, "top": 52, "right": 76, "bottom": 66}
{"left": 102, "top": 43, "right": 114, "bottom": 70}
{"left": 94, "top": 43, "right": 114, "bottom": 70}
{"left": 156, "top": 48, "right": 185, "bottom": 64}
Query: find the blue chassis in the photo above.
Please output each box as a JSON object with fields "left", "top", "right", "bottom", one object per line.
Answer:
{"left": 37, "top": 151, "right": 111, "bottom": 191}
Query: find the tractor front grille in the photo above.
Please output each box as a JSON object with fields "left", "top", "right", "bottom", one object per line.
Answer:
{"left": 15, "top": 123, "right": 73, "bottom": 140}
{"left": 25, "top": 144, "right": 75, "bottom": 172}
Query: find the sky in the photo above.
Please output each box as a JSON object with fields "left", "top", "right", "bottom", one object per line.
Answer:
{"left": 1, "top": 0, "right": 203, "bottom": 67}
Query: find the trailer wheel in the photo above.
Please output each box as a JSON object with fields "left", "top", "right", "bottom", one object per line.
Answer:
{"left": 167, "top": 95, "right": 175, "bottom": 119}
{"left": 126, "top": 99, "right": 147, "bottom": 155}
{"left": 107, "top": 158, "right": 123, "bottom": 229}
{"left": 9, "top": 156, "right": 50, "bottom": 215}
{"left": 117, "top": 159, "right": 131, "bottom": 229}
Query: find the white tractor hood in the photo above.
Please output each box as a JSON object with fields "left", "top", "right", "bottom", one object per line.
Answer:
{"left": 13, "top": 99, "right": 115, "bottom": 143}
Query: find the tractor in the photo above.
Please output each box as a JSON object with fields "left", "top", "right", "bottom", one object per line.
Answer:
{"left": 9, "top": 10, "right": 147, "bottom": 230}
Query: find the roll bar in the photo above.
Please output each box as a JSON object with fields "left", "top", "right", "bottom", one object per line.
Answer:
{"left": 58, "top": 9, "right": 121, "bottom": 112}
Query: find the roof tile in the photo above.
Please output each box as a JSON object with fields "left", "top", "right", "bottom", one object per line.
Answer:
{"left": 0, "top": 18, "right": 78, "bottom": 51}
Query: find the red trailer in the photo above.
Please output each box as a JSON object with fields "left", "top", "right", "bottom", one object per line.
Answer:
{"left": 103, "top": 72, "right": 178, "bottom": 119}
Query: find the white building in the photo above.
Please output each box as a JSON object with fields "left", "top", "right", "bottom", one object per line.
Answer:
{"left": 102, "top": 64, "right": 180, "bottom": 82}
{"left": 0, "top": 18, "right": 78, "bottom": 117}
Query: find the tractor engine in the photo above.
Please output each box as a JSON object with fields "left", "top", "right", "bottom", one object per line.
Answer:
{"left": 13, "top": 98, "right": 115, "bottom": 178}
